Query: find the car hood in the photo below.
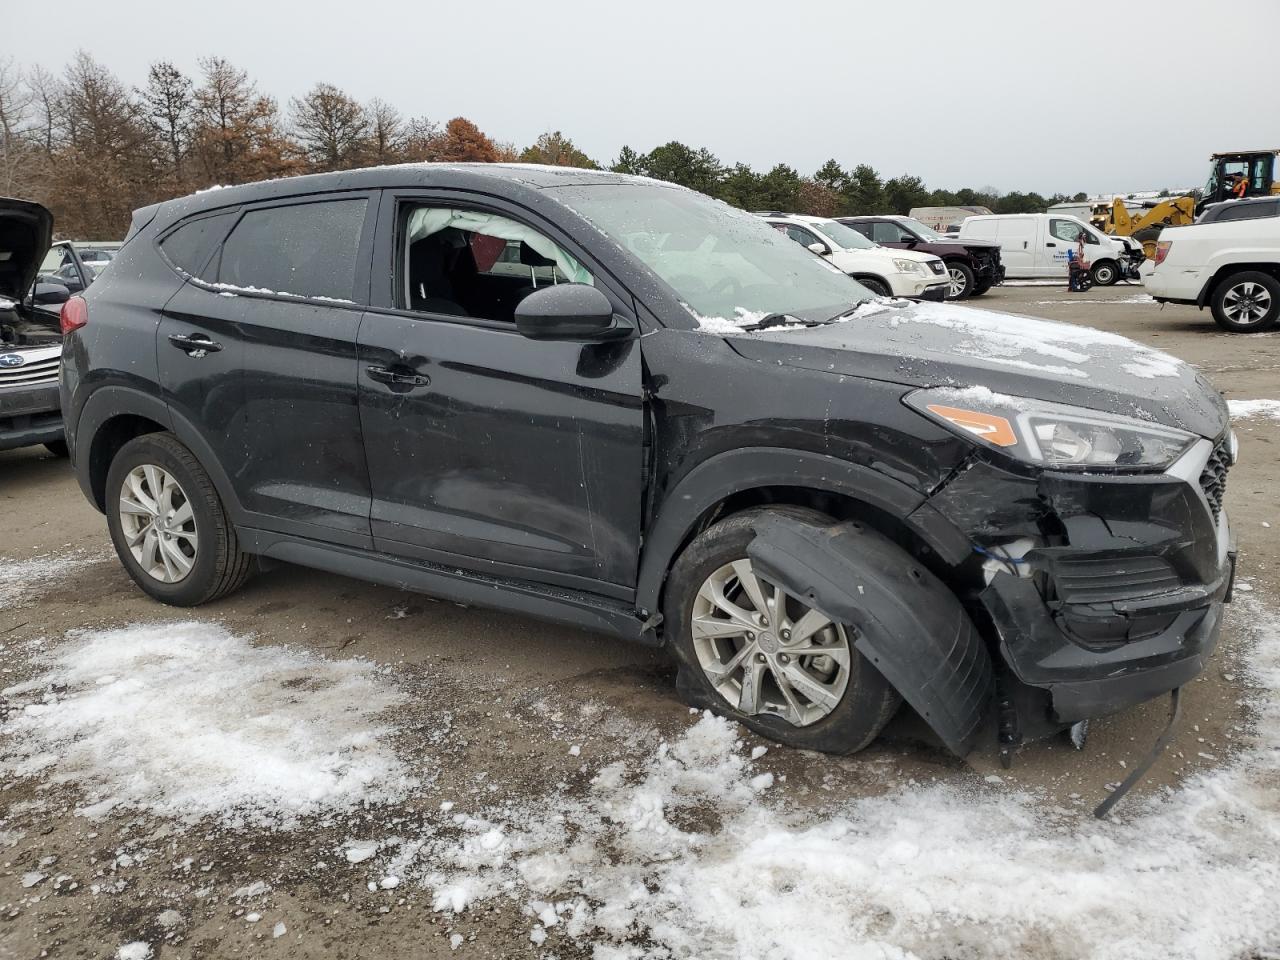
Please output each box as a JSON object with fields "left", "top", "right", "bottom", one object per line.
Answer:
{"left": 728, "top": 299, "right": 1227, "bottom": 439}
{"left": 0, "top": 198, "right": 54, "bottom": 302}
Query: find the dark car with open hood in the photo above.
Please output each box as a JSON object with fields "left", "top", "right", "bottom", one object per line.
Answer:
{"left": 61, "top": 165, "right": 1236, "bottom": 777}
{"left": 0, "top": 197, "right": 91, "bottom": 456}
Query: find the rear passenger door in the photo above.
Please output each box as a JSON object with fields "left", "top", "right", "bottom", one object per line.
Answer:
{"left": 156, "top": 194, "right": 378, "bottom": 547}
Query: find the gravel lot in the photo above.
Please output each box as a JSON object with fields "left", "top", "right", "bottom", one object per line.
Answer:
{"left": 2, "top": 283, "right": 1278, "bottom": 959}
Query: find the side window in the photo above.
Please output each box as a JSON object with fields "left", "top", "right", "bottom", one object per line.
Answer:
{"left": 159, "top": 211, "right": 236, "bottom": 278}
{"left": 783, "top": 225, "right": 820, "bottom": 247}
{"left": 217, "top": 199, "right": 368, "bottom": 300}
{"left": 870, "top": 221, "right": 910, "bottom": 243}
{"left": 1050, "top": 218, "right": 1085, "bottom": 243}
{"left": 846, "top": 222, "right": 874, "bottom": 240}
{"left": 401, "top": 206, "right": 592, "bottom": 323}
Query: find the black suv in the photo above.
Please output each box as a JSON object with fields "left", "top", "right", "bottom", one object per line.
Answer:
{"left": 1, "top": 198, "right": 83, "bottom": 456}
{"left": 839, "top": 214, "right": 1006, "bottom": 300}
{"left": 63, "top": 165, "right": 1235, "bottom": 758}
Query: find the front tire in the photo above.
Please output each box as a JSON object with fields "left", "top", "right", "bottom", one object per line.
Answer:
{"left": 664, "top": 507, "right": 900, "bottom": 754}
{"left": 1211, "top": 271, "right": 1280, "bottom": 333}
{"left": 858, "top": 276, "right": 892, "bottom": 298}
{"left": 1091, "top": 260, "right": 1119, "bottom": 286}
{"left": 945, "top": 261, "right": 975, "bottom": 299}
{"left": 105, "top": 432, "right": 253, "bottom": 606}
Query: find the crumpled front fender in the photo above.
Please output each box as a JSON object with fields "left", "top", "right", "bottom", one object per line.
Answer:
{"left": 747, "top": 515, "right": 993, "bottom": 756}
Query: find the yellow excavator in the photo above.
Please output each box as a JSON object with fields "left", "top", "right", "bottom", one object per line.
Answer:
{"left": 1095, "top": 150, "right": 1280, "bottom": 258}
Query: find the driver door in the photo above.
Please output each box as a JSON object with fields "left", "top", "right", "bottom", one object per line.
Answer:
{"left": 357, "top": 191, "right": 645, "bottom": 596}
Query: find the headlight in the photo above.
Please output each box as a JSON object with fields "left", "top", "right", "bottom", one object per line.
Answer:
{"left": 892, "top": 258, "right": 926, "bottom": 275}
{"left": 905, "top": 387, "right": 1197, "bottom": 471}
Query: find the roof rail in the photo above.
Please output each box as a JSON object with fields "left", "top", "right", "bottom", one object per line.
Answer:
{"left": 752, "top": 210, "right": 791, "bottom": 218}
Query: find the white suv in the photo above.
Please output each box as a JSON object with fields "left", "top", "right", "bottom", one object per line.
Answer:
{"left": 761, "top": 213, "right": 949, "bottom": 300}
{"left": 1146, "top": 215, "right": 1280, "bottom": 332}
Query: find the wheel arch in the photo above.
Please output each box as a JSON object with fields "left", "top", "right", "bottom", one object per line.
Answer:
{"left": 1198, "top": 262, "right": 1280, "bottom": 307}
{"left": 74, "top": 387, "right": 243, "bottom": 521}
{"left": 636, "top": 447, "right": 972, "bottom": 619}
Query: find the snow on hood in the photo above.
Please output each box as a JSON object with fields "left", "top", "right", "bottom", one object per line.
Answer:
{"left": 727, "top": 299, "right": 1228, "bottom": 438}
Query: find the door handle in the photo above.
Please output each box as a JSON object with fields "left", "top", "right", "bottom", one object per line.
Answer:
{"left": 1046, "top": 242, "right": 1057, "bottom": 247}
{"left": 168, "top": 333, "right": 222, "bottom": 357}
{"left": 366, "top": 365, "right": 430, "bottom": 388}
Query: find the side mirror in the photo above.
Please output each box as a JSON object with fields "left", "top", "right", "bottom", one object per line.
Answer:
{"left": 31, "top": 281, "right": 71, "bottom": 306}
{"left": 806, "top": 241, "right": 831, "bottom": 256}
{"left": 515, "top": 284, "right": 629, "bottom": 342}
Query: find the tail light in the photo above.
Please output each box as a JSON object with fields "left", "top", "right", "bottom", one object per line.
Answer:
{"left": 1154, "top": 241, "right": 1172, "bottom": 266}
{"left": 60, "top": 296, "right": 88, "bottom": 334}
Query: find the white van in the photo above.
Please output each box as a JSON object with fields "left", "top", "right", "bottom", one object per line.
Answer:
{"left": 957, "top": 214, "right": 1139, "bottom": 285}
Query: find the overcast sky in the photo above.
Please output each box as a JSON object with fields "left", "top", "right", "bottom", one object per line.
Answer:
{"left": 4, "top": 0, "right": 1276, "bottom": 196}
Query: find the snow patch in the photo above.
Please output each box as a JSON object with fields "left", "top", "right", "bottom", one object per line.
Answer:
{"left": 0, "top": 621, "right": 414, "bottom": 827}
{"left": 0, "top": 551, "right": 101, "bottom": 610}
{"left": 392, "top": 599, "right": 1280, "bottom": 959}
{"left": 1229, "top": 399, "right": 1280, "bottom": 422}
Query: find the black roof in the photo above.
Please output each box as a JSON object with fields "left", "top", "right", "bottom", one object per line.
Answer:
{"left": 148, "top": 163, "right": 662, "bottom": 227}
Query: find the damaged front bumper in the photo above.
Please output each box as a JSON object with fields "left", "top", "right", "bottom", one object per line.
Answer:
{"left": 930, "top": 436, "right": 1236, "bottom": 726}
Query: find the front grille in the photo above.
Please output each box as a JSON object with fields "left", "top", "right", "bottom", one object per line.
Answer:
{"left": 928, "top": 260, "right": 946, "bottom": 275}
{"left": 0, "top": 354, "right": 59, "bottom": 387}
{"left": 1199, "top": 438, "right": 1231, "bottom": 520}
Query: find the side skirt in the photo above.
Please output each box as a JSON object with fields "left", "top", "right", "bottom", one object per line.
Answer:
{"left": 236, "top": 527, "right": 652, "bottom": 645}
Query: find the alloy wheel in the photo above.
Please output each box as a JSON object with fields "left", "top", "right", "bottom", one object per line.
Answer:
{"left": 118, "top": 464, "right": 198, "bottom": 583}
{"left": 690, "top": 558, "right": 851, "bottom": 727}
{"left": 947, "top": 266, "right": 969, "bottom": 297}
{"left": 1223, "top": 281, "right": 1272, "bottom": 326}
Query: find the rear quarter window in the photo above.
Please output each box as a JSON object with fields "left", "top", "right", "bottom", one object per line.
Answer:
{"left": 158, "top": 212, "right": 237, "bottom": 278}
{"left": 216, "top": 199, "right": 368, "bottom": 300}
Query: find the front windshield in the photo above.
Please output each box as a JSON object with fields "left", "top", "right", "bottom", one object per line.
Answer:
{"left": 808, "top": 218, "right": 877, "bottom": 250}
{"left": 896, "top": 216, "right": 945, "bottom": 241}
{"left": 552, "top": 183, "right": 871, "bottom": 326}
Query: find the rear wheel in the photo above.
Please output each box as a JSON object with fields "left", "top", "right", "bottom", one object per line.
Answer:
{"left": 945, "top": 261, "right": 975, "bottom": 299}
{"left": 105, "top": 433, "right": 253, "bottom": 606}
{"left": 1211, "top": 271, "right": 1280, "bottom": 333}
{"left": 665, "top": 507, "right": 900, "bottom": 754}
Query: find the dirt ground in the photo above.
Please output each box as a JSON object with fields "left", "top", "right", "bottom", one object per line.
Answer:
{"left": 1, "top": 283, "right": 1277, "bottom": 959}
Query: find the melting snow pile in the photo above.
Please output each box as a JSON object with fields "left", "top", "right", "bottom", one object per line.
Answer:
{"left": 1, "top": 621, "right": 414, "bottom": 827}
{"left": 1229, "top": 399, "right": 1280, "bottom": 422}
{"left": 399, "top": 600, "right": 1280, "bottom": 960}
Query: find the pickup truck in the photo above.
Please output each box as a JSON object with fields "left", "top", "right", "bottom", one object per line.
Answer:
{"left": 1146, "top": 215, "right": 1280, "bottom": 332}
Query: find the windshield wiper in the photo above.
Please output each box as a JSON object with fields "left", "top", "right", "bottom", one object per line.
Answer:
{"left": 739, "top": 313, "right": 810, "bottom": 331}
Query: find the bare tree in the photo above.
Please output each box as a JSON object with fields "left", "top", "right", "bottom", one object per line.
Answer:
{"left": 365, "top": 97, "right": 405, "bottom": 166}
{"left": 290, "top": 82, "right": 369, "bottom": 172}
{"left": 0, "top": 56, "right": 33, "bottom": 194}
{"left": 139, "top": 61, "right": 194, "bottom": 184}
{"left": 25, "top": 65, "right": 60, "bottom": 157}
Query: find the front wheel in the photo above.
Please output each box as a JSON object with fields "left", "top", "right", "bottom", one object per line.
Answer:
{"left": 857, "top": 276, "right": 892, "bottom": 298}
{"left": 1211, "top": 271, "right": 1280, "bottom": 332}
{"left": 945, "top": 261, "right": 975, "bottom": 299}
{"left": 664, "top": 508, "right": 900, "bottom": 754}
{"left": 1091, "top": 260, "right": 1119, "bottom": 286}
{"left": 105, "top": 432, "right": 253, "bottom": 606}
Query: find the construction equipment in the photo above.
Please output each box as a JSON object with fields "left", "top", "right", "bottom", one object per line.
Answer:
{"left": 1093, "top": 151, "right": 1280, "bottom": 259}
{"left": 1097, "top": 195, "right": 1197, "bottom": 259}
{"left": 1199, "top": 149, "right": 1279, "bottom": 210}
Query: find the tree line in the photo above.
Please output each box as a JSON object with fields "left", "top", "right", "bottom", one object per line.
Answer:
{"left": 0, "top": 52, "right": 1087, "bottom": 240}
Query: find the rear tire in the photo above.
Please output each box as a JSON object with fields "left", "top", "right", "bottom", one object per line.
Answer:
{"left": 1211, "top": 271, "right": 1280, "bottom": 333}
{"left": 945, "top": 261, "right": 975, "bottom": 300}
{"left": 105, "top": 432, "right": 253, "bottom": 606}
{"left": 664, "top": 507, "right": 901, "bottom": 755}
